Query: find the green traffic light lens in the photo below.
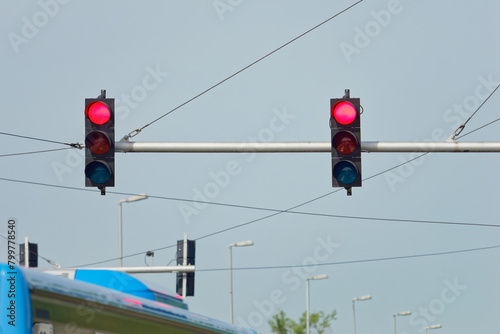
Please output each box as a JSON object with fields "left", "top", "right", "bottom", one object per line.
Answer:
{"left": 333, "top": 161, "right": 358, "bottom": 184}
{"left": 85, "top": 161, "right": 111, "bottom": 184}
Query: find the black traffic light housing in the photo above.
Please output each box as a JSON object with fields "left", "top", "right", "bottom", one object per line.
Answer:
{"left": 176, "top": 239, "right": 196, "bottom": 297}
{"left": 84, "top": 90, "right": 115, "bottom": 195}
{"left": 19, "top": 242, "right": 38, "bottom": 268}
{"left": 330, "top": 90, "right": 362, "bottom": 195}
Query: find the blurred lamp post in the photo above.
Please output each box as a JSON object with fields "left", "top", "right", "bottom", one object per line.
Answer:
{"left": 306, "top": 274, "right": 328, "bottom": 334}
{"left": 229, "top": 240, "right": 254, "bottom": 324}
{"left": 393, "top": 311, "right": 411, "bottom": 334}
{"left": 425, "top": 324, "right": 442, "bottom": 334}
{"left": 118, "top": 194, "right": 148, "bottom": 266}
{"left": 352, "top": 295, "right": 372, "bottom": 334}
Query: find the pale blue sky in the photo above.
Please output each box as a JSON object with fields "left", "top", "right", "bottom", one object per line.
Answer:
{"left": 1, "top": 1, "right": 500, "bottom": 333}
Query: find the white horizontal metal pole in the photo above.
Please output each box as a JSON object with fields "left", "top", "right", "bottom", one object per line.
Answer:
{"left": 116, "top": 141, "right": 329, "bottom": 153}
{"left": 116, "top": 141, "right": 500, "bottom": 153}
{"left": 61, "top": 265, "right": 195, "bottom": 273}
{"left": 362, "top": 141, "right": 500, "bottom": 152}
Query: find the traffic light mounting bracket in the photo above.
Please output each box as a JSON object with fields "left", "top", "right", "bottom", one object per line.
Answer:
{"left": 343, "top": 88, "right": 350, "bottom": 99}
{"left": 98, "top": 89, "right": 106, "bottom": 99}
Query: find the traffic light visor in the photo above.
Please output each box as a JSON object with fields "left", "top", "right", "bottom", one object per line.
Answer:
{"left": 86, "top": 101, "right": 111, "bottom": 125}
{"left": 332, "top": 101, "right": 357, "bottom": 125}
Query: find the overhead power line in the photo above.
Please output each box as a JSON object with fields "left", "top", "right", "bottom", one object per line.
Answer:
{"left": 78, "top": 243, "right": 500, "bottom": 269}
{"left": 1, "top": 176, "right": 498, "bottom": 230}
{"left": 452, "top": 83, "right": 500, "bottom": 140}
{"left": 456, "top": 116, "right": 500, "bottom": 140}
{"left": 0, "top": 147, "right": 73, "bottom": 158}
{"left": 0, "top": 131, "right": 82, "bottom": 148}
{"left": 197, "top": 245, "right": 500, "bottom": 272}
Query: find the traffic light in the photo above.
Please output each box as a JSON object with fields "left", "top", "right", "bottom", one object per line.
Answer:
{"left": 19, "top": 242, "right": 38, "bottom": 267}
{"left": 330, "top": 91, "right": 361, "bottom": 194}
{"left": 176, "top": 239, "right": 195, "bottom": 297}
{"left": 85, "top": 91, "right": 115, "bottom": 195}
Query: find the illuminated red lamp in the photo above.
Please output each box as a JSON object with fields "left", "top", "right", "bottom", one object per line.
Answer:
{"left": 331, "top": 101, "right": 357, "bottom": 125}
{"left": 86, "top": 101, "right": 111, "bottom": 125}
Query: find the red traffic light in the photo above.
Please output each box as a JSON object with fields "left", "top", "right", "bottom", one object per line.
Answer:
{"left": 85, "top": 96, "right": 115, "bottom": 193}
{"left": 330, "top": 95, "right": 361, "bottom": 191}
{"left": 86, "top": 101, "right": 111, "bottom": 125}
{"left": 331, "top": 101, "right": 357, "bottom": 125}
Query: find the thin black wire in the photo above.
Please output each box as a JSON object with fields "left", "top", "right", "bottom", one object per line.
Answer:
{"left": 77, "top": 245, "right": 177, "bottom": 267}
{"left": 452, "top": 84, "right": 500, "bottom": 139}
{"left": 0, "top": 178, "right": 98, "bottom": 194}
{"left": 456, "top": 116, "right": 500, "bottom": 140}
{"left": 191, "top": 152, "right": 434, "bottom": 242}
{"left": 0, "top": 147, "right": 73, "bottom": 158}
{"left": 4, "top": 174, "right": 496, "bottom": 230}
{"left": 124, "top": 1, "right": 364, "bottom": 139}
{"left": 30, "top": 248, "right": 60, "bottom": 267}
{"left": 73, "top": 151, "right": 494, "bottom": 267}
{"left": 197, "top": 245, "right": 500, "bottom": 272}
{"left": 0, "top": 131, "right": 79, "bottom": 148}
{"left": 363, "top": 152, "right": 428, "bottom": 181}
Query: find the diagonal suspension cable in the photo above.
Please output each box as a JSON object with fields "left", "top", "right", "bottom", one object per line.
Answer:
{"left": 123, "top": 1, "right": 364, "bottom": 140}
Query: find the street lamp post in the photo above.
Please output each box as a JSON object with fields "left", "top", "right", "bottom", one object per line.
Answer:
{"left": 352, "top": 295, "right": 372, "bottom": 334}
{"left": 229, "top": 240, "right": 254, "bottom": 324}
{"left": 118, "top": 194, "right": 148, "bottom": 267}
{"left": 393, "top": 311, "right": 411, "bottom": 334}
{"left": 425, "top": 324, "right": 442, "bottom": 334}
{"left": 306, "top": 274, "right": 328, "bottom": 334}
